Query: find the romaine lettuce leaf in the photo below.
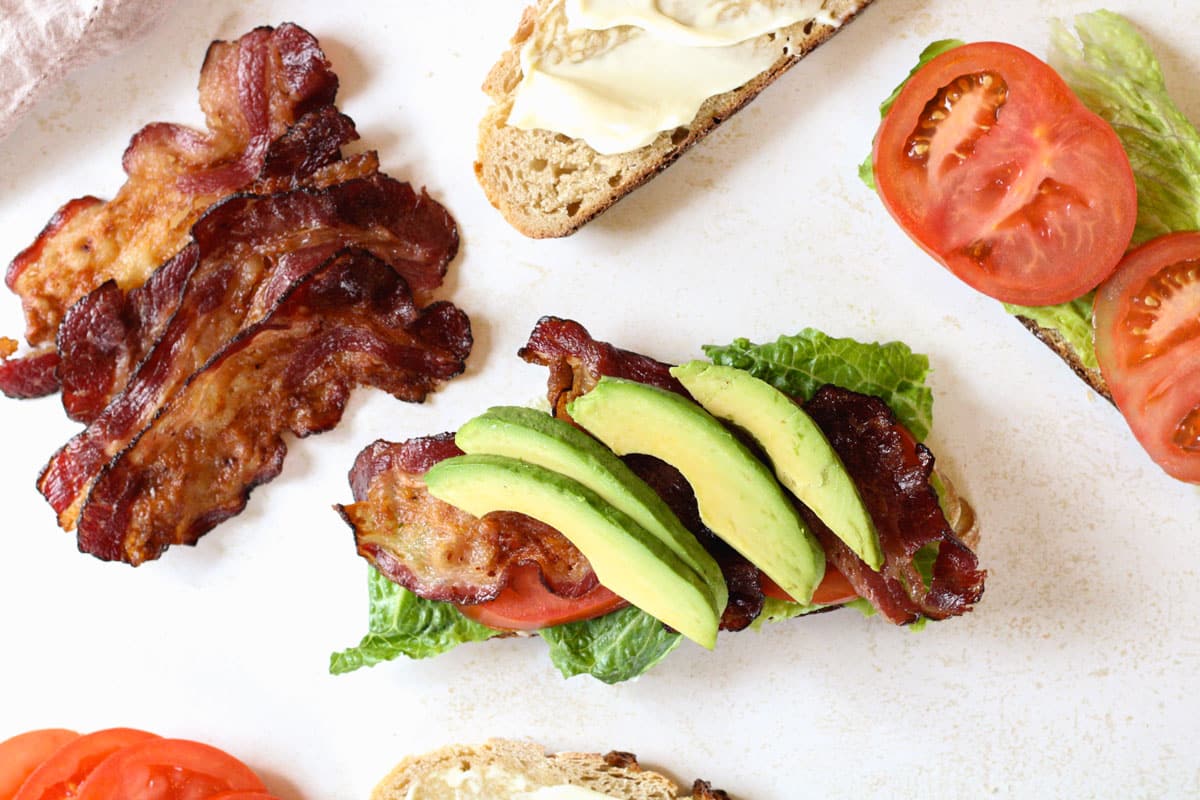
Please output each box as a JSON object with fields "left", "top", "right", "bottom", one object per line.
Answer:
{"left": 703, "top": 329, "right": 933, "bottom": 441}
{"left": 330, "top": 567, "right": 501, "bottom": 674}
{"left": 1002, "top": 294, "right": 1098, "bottom": 372}
{"left": 1049, "top": 11, "right": 1200, "bottom": 245}
{"left": 538, "top": 605, "right": 682, "bottom": 684}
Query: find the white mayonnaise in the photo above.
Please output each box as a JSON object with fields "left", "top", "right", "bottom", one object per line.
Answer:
{"left": 507, "top": 0, "right": 842, "bottom": 154}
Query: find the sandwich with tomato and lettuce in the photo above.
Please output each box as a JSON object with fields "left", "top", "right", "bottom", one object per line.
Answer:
{"left": 332, "top": 317, "right": 984, "bottom": 684}
{"left": 861, "top": 10, "right": 1200, "bottom": 484}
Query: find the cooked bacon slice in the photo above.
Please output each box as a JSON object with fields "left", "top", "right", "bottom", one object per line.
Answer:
{"left": 42, "top": 173, "right": 460, "bottom": 530}
{"left": 71, "top": 249, "right": 471, "bottom": 565}
{"left": 1, "top": 23, "right": 342, "bottom": 397}
{"left": 54, "top": 172, "right": 457, "bottom": 424}
{"left": 518, "top": 316, "right": 687, "bottom": 421}
{"left": 339, "top": 436, "right": 598, "bottom": 603}
{"left": 802, "top": 386, "right": 986, "bottom": 623}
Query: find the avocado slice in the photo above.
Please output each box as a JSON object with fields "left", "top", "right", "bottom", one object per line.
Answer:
{"left": 671, "top": 361, "right": 883, "bottom": 570}
{"left": 455, "top": 406, "right": 728, "bottom": 617}
{"left": 423, "top": 453, "right": 721, "bottom": 649}
{"left": 567, "top": 377, "right": 826, "bottom": 604}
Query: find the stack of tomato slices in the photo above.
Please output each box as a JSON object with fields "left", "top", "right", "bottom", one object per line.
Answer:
{"left": 0, "top": 728, "right": 279, "bottom": 800}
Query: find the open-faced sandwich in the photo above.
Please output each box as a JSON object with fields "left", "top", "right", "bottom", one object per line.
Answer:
{"left": 862, "top": 11, "right": 1200, "bottom": 484}
{"left": 334, "top": 317, "right": 984, "bottom": 683}
{"left": 476, "top": 0, "right": 875, "bottom": 237}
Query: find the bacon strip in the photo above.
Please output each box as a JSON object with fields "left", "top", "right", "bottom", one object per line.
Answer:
{"left": 73, "top": 249, "right": 471, "bottom": 565}
{"left": 802, "top": 387, "right": 986, "bottom": 623}
{"left": 41, "top": 173, "right": 460, "bottom": 530}
{"left": 339, "top": 436, "right": 598, "bottom": 603}
{"left": 55, "top": 172, "right": 456, "bottom": 424}
{"left": 1, "top": 23, "right": 341, "bottom": 397}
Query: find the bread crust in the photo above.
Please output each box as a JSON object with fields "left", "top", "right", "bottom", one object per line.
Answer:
{"left": 1014, "top": 315, "right": 1111, "bottom": 401}
{"left": 370, "top": 739, "right": 722, "bottom": 799}
{"left": 476, "top": 0, "right": 875, "bottom": 238}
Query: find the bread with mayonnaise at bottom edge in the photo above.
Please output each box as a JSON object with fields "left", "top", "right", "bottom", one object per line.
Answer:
{"left": 370, "top": 739, "right": 731, "bottom": 800}
{"left": 475, "top": 0, "right": 875, "bottom": 238}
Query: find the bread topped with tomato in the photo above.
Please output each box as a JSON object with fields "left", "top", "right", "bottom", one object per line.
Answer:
{"left": 864, "top": 15, "right": 1200, "bottom": 484}
{"left": 475, "top": 0, "right": 875, "bottom": 238}
{"left": 370, "top": 739, "right": 730, "bottom": 800}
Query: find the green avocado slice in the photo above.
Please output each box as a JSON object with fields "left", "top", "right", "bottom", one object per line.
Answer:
{"left": 567, "top": 377, "right": 826, "bottom": 604}
{"left": 423, "top": 453, "right": 721, "bottom": 649}
{"left": 455, "top": 406, "right": 728, "bottom": 617}
{"left": 671, "top": 361, "right": 883, "bottom": 571}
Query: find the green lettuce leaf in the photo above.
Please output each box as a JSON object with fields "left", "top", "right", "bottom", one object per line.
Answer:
{"left": 538, "top": 605, "right": 682, "bottom": 684}
{"left": 1002, "top": 293, "right": 1098, "bottom": 372}
{"left": 703, "top": 329, "right": 933, "bottom": 441}
{"left": 858, "top": 39, "right": 965, "bottom": 190}
{"left": 330, "top": 567, "right": 501, "bottom": 674}
{"left": 1049, "top": 11, "right": 1200, "bottom": 245}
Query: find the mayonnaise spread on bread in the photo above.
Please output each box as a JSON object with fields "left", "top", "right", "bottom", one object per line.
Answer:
{"left": 402, "top": 764, "right": 618, "bottom": 798}
{"left": 507, "top": 0, "right": 841, "bottom": 154}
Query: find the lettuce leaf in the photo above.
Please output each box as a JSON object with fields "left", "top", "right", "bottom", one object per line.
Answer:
{"left": 703, "top": 329, "right": 933, "bottom": 441}
{"left": 330, "top": 567, "right": 501, "bottom": 674}
{"left": 538, "top": 605, "right": 682, "bottom": 684}
{"left": 336, "top": 330, "right": 937, "bottom": 682}
{"left": 1002, "top": 294, "right": 1099, "bottom": 372}
{"left": 1049, "top": 11, "right": 1200, "bottom": 245}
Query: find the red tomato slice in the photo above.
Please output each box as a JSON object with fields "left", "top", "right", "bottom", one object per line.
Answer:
{"left": 1095, "top": 231, "right": 1200, "bottom": 482}
{"left": 456, "top": 563, "right": 628, "bottom": 631}
{"left": 0, "top": 730, "right": 80, "bottom": 800}
{"left": 74, "top": 739, "right": 265, "bottom": 800}
{"left": 13, "top": 728, "right": 160, "bottom": 800}
{"left": 205, "top": 794, "right": 282, "bottom": 800}
{"left": 761, "top": 567, "right": 858, "bottom": 606}
{"left": 873, "top": 42, "right": 1137, "bottom": 305}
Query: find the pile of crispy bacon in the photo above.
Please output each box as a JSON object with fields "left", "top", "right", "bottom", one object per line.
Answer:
{"left": 1, "top": 24, "right": 470, "bottom": 564}
{"left": 340, "top": 317, "right": 985, "bottom": 630}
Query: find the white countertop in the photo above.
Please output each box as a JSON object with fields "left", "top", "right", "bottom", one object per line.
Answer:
{"left": 1, "top": 1, "right": 1197, "bottom": 797}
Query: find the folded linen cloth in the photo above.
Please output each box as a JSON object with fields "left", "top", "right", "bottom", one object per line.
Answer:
{"left": 0, "top": 0, "right": 173, "bottom": 140}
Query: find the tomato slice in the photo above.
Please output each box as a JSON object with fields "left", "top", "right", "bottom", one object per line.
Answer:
{"left": 761, "top": 567, "right": 858, "bottom": 606}
{"left": 873, "top": 42, "right": 1137, "bottom": 305}
{"left": 456, "top": 563, "right": 627, "bottom": 631}
{"left": 74, "top": 739, "right": 265, "bottom": 800}
{"left": 13, "top": 728, "right": 160, "bottom": 800}
{"left": 205, "top": 794, "right": 282, "bottom": 799}
{"left": 1095, "top": 231, "right": 1200, "bottom": 482}
{"left": 0, "top": 730, "right": 80, "bottom": 800}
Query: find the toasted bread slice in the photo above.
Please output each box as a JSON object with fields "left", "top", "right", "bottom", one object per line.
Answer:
{"left": 371, "top": 739, "right": 730, "bottom": 799}
{"left": 476, "top": 0, "right": 874, "bottom": 238}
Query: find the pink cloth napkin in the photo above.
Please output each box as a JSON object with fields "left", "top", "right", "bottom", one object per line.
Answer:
{"left": 0, "top": 0, "right": 174, "bottom": 140}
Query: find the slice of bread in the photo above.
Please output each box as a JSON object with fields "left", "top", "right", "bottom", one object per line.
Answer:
{"left": 476, "top": 0, "right": 874, "bottom": 238}
{"left": 371, "top": 739, "right": 730, "bottom": 799}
